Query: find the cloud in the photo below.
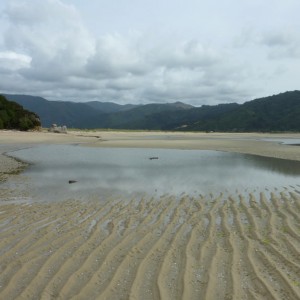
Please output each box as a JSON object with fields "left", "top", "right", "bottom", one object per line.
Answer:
{"left": 152, "top": 40, "right": 220, "bottom": 69}
{"left": 0, "top": 50, "right": 31, "bottom": 71}
{"left": 260, "top": 31, "right": 300, "bottom": 59}
{"left": 261, "top": 33, "right": 291, "bottom": 47}
{"left": 3, "top": 0, "right": 94, "bottom": 80}
{"left": 0, "top": 0, "right": 299, "bottom": 105}
{"left": 86, "top": 33, "right": 150, "bottom": 79}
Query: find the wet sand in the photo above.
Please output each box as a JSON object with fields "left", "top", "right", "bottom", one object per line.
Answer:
{"left": 0, "top": 130, "right": 300, "bottom": 299}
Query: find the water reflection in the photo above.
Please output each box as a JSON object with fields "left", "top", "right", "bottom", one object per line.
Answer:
{"left": 8, "top": 145, "right": 300, "bottom": 201}
{"left": 244, "top": 155, "right": 300, "bottom": 176}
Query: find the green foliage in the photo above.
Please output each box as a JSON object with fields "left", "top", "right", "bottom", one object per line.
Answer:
{"left": 0, "top": 95, "right": 41, "bottom": 131}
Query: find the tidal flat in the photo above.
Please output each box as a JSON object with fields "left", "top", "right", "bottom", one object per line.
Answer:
{"left": 0, "top": 130, "right": 300, "bottom": 299}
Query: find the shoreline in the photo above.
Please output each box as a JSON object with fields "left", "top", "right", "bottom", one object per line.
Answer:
{"left": 0, "top": 152, "right": 28, "bottom": 182}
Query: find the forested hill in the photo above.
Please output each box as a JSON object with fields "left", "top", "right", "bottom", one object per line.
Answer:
{"left": 176, "top": 91, "right": 300, "bottom": 132}
{"left": 0, "top": 95, "right": 41, "bottom": 131}
{"left": 3, "top": 90, "right": 300, "bottom": 132}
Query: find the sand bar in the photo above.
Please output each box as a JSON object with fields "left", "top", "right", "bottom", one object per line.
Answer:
{"left": 0, "top": 130, "right": 300, "bottom": 299}
{"left": 1, "top": 129, "right": 300, "bottom": 159}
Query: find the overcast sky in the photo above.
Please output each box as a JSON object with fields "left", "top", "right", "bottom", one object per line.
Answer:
{"left": 0, "top": 0, "right": 299, "bottom": 105}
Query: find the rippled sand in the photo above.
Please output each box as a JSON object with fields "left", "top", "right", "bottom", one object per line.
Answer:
{"left": 0, "top": 190, "right": 300, "bottom": 299}
{"left": 0, "top": 130, "right": 300, "bottom": 299}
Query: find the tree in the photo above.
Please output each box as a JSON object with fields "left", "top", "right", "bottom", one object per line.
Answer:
{"left": 0, "top": 95, "right": 41, "bottom": 130}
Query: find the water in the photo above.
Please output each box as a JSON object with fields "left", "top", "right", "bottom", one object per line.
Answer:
{"left": 260, "top": 138, "right": 300, "bottom": 145}
{"left": 5, "top": 145, "right": 300, "bottom": 201}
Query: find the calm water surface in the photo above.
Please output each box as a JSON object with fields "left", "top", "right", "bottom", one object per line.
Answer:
{"left": 7, "top": 145, "right": 300, "bottom": 201}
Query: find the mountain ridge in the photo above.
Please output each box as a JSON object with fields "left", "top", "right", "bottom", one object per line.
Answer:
{"left": 2, "top": 91, "right": 300, "bottom": 132}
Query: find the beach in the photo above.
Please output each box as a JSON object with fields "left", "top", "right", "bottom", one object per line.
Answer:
{"left": 0, "top": 130, "right": 300, "bottom": 299}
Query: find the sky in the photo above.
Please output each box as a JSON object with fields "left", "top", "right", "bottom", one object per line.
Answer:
{"left": 0, "top": 0, "right": 299, "bottom": 106}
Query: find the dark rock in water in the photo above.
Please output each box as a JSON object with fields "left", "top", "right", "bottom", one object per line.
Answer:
{"left": 149, "top": 157, "right": 159, "bottom": 160}
{"left": 68, "top": 180, "right": 77, "bottom": 184}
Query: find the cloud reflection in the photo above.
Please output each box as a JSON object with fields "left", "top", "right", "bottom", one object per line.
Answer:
{"left": 11, "top": 145, "right": 300, "bottom": 201}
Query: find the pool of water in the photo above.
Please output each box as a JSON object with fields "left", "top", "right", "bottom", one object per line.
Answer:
{"left": 6, "top": 145, "right": 300, "bottom": 201}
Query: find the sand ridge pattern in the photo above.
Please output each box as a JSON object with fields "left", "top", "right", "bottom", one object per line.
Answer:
{"left": 0, "top": 187, "right": 300, "bottom": 300}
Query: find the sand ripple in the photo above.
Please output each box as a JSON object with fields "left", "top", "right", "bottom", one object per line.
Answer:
{"left": 0, "top": 188, "right": 300, "bottom": 299}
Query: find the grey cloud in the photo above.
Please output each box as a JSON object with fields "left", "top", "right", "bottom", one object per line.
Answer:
{"left": 268, "top": 47, "right": 300, "bottom": 60}
{"left": 0, "top": 0, "right": 298, "bottom": 106}
{"left": 5, "top": 0, "right": 79, "bottom": 26}
{"left": 151, "top": 40, "right": 219, "bottom": 69}
{"left": 4, "top": 0, "right": 94, "bottom": 78}
{"left": 261, "top": 33, "right": 291, "bottom": 47}
{"left": 86, "top": 34, "right": 150, "bottom": 79}
{"left": 235, "top": 29, "right": 300, "bottom": 59}
{"left": 105, "top": 76, "right": 143, "bottom": 91}
{"left": 260, "top": 32, "right": 300, "bottom": 59}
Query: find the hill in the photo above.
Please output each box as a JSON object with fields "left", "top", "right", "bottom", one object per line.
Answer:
{"left": 0, "top": 95, "right": 41, "bottom": 130}
{"left": 4, "top": 94, "right": 195, "bottom": 129}
{"left": 87, "top": 102, "right": 195, "bottom": 129}
{"left": 3, "top": 91, "right": 300, "bottom": 132}
{"left": 179, "top": 91, "right": 300, "bottom": 132}
{"left": 3, "top": 94, "right": 104, "bottom": 128}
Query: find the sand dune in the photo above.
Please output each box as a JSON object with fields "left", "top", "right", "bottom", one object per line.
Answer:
{"left": 0, "top": 189, "right": 299, "bottom": 299}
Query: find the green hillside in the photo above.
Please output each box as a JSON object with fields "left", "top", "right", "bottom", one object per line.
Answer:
{"left": 0, "top": 95, "right": 41, "bottom": 131}
{"left": 181, "top": 91, "right": 300, "bottom": 132}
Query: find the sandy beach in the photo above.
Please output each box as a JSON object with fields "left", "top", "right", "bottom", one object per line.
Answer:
{"left": 0, "top": 130, "right": 300, "bottom": 299}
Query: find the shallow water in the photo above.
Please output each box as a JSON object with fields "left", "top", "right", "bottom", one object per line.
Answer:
{"left": 6, "top": 145, "right": 300, "bottom": 201}
{"left": 260, "top": 137, "right": 300, "bottom": 145}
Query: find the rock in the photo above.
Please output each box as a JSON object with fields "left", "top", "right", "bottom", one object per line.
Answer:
{"left": 48, "top": 124, "right": 68, "bottom": 133}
